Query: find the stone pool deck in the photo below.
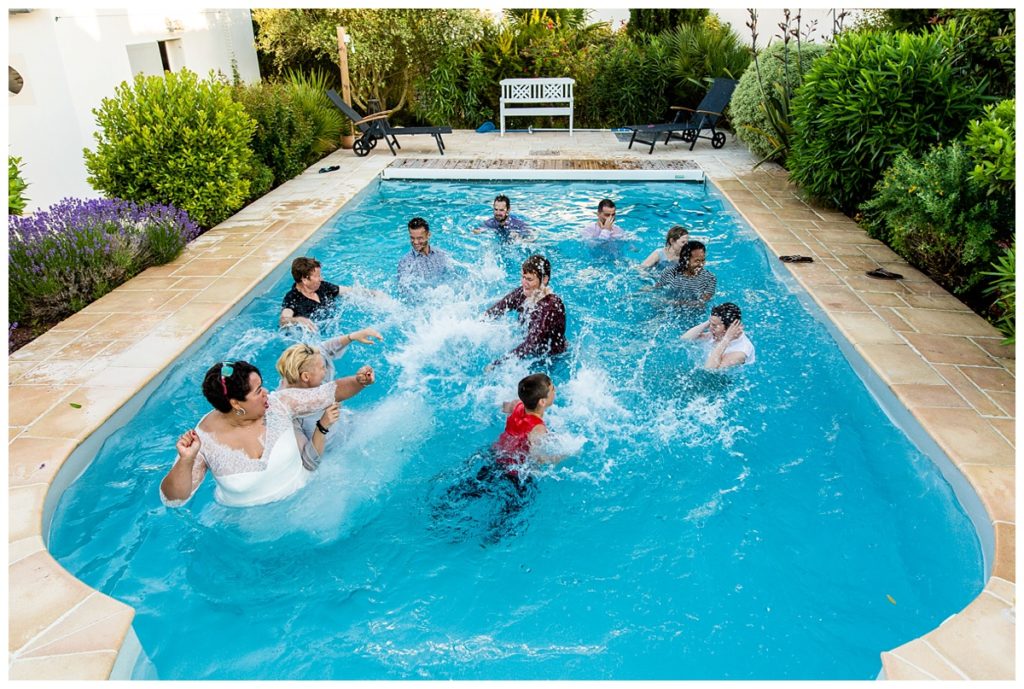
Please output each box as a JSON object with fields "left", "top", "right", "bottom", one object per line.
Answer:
{"left": 8, "top": 130, "right": 1014, "bottom": 679}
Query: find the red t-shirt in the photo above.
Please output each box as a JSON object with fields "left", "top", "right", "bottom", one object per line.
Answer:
{"left": 493, "top": 402, "right": 545, "bottom": 471}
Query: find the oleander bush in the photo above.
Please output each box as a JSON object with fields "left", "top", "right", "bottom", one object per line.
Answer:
{"left": 963, "top": 99, "right": 1015, "bottom": 202}
{"left": 83, "top": 69, "right": 256, "bottom": 229}
{"left": 8, "top": 198, "right": 199, "bottom": 330}
{"left": 787, "top": 25, "right": 988, "bottom": 215}
{"left": 730, "top": 41, "right": 828, "bottom": 163}
{"left": 8, "top": 155, "right": 28, "bottom": 216}
{"left": 860, "top": 142, "right": 1002, "bottom": 298}
{"left": 232, "top": 81, "right": 315, "bottom": 193}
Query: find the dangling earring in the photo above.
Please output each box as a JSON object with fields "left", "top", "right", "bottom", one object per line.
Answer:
{"left": 234, "top": 407, "right": 246, "bottom": 416}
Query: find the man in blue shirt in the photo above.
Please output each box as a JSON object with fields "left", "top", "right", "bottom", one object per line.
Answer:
{"left": 397, "top": 217, "right": 452, "bottom": 296}
{"left": 475, "top": 194, "right": 530, "bottom": 241}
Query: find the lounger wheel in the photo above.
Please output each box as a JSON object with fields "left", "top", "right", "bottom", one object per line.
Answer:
{"left": 368, "top": 137, "right": 378, "bottom": 150}
{"left": 711, "top": 131, "right": 727, "bottom": 149}
{"left": 352, "top": 138, "right": 371, "bottom": 157}
{"left": 680, "top": 129, "right": 698, "bottom": 143}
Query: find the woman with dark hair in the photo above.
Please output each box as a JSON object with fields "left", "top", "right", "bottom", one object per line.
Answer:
{"left": 653, "top": 240, "right": 717, "bottom": 309}
{"left": 682, "top": 302, "right": 756, "bottom": 369}
{"left": 484, "top": 254, "right": 568, "bottom": 366}
{"left": 159, "top": 359, "right": 375, "bottom": 507}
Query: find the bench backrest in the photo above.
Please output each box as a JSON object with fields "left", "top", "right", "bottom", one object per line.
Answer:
{"left": 500, "top": 78, "right": 575, "bottom": 103}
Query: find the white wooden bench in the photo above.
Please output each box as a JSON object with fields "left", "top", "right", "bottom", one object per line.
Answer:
{"left": 499, "top": 77, "right": 575, "bottom": 136}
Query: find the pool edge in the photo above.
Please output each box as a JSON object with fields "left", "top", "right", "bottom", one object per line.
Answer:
{"left": 8, "top": 141, "right": 1013, "bottom": 680}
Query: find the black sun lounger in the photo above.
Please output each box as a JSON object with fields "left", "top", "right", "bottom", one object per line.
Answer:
{"left": 625, "top": 78, "right": 738, "bottom": 154}
{"left": 327, "top": 89, "right": 452, "bottom": 156}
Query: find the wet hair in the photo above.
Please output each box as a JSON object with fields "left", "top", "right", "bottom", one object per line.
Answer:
{"left": 518, "top": 373, "right": 552, "bottom": 411}
{"left": 408, "top": 217, "right": 429, "bottom": 232}
{"left": 597, "top": 198, "right": 616, "bottom": 213}
{"left": 665, "top": 225, "right": 689, "bottom": 247}
{"left": 522, "top": 254, "right": 551, "bottom": 282}
{"left": 291, "top": 257, "right": 321, "bottom": 283}
{"left": 676, "top": 240, "right": 707, "bottom": 273}
{"left": 202, "top": 360, "right": 261, "bottom": 413}
{"left": 494, "top": 194, "right": 511, "bottom": 209}
{"left": 276, "top": 343, "right": 321, "bottom": 386}
{"left": 711, "top": 302, "right": 742, "bottom": 327}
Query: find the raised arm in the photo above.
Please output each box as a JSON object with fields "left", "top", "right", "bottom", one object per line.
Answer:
{"left": 321, "top": 328, "right": 384, "bottom": 359}
{"left": 527, "top": 425, "right": 566, "bottom": 465}
{"left": 704, "top": 322, "right": 747, "bottom": 370}
{"left": 484, "top": 287, "right": 523, "bottom": 319}
{"left": 509, "top": 297, "right": 565, "bottom": 359}
{"left": 681, "top": 320, "right": 711, "bottom": 341}
{"left": 332, "top": 365, "right": 375, "bottom": 402}
{"left": 160, "top": 429, "right": 208, "bottom": 506}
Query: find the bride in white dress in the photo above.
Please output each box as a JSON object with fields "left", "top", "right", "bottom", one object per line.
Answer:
{"left": 159, "top": 359, "right": 374, "bottom": 508}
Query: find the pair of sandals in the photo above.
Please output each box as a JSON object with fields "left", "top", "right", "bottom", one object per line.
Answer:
{"left": 779, "top": 255, "right": 903, "bottom": 280}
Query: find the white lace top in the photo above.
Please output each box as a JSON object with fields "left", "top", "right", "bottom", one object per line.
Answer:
{"left": 161, "top": 383, "right": 336, "bottom": 507}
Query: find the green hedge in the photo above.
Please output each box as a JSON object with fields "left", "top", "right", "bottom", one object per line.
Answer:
{"left": 83, "top": 70, "right": 256, "bottom": 229}
{"left": 787, "top": 25, "right": 988, "bottom": 215}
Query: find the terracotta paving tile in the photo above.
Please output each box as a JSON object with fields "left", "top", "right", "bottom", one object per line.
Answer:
{"left": 926, "top": 591, "right": 1014, "bottom": 679}
{"left": 987, "top": 392, "right": 1014, "bottom": 419}
{"left": 992, "top": 522, "right": 1014, "bottom": 582}
{"left": 901, "top": 292, "right": 975, "bottom": 312}
{"left": 170, "top": 257, "right": 241, "bottom": 277}
{"left": 20, "top": 592, "right": 134, "bottom": 658}
{"left": 116, "top": 276, "right": 181, "bottom": 291}
{"left": 108, "top": 333, "right": 193, "bottom": 368}
{"left": 151, "top": 301, "right": 228, "bottom": 334}
{"left": 171, "top": 276, "right": 217, "bottom": 291}
{"left": 844, "top": 274, "right": 915, "bottom": 296}
{"left": 854, "top": 343, "right": 945, "bottom": 386}
{"left": 883, "top": 639, "right": 964, "bottom": 680}
{"left": 987, "top": 418, "right": 1014, "bottom": 447}
{"left": 9, "top": 483, "right": 46, "bottom": 541}
{"left": 752, "top": 226, "right": 801, "bottom": 244}
{"left": 54, "top": 337, "right": 116, "bottom": 361}
{"left": 765, "top": 242, "right": 811, "bottom": 259}
{"left": 192, "top": 277, "right": 261, "bottom": 304}
{"left": 247, "top": 238, "right": 305, "bottom": 259}
{"left": 811, "top": 229, "right": 868, "bottom": 244}
{"left": 227, "top": 256, "right": 291, "bottom": 279}
{"left": 8, "top": 331, "right": 80, "bottom": 362}
{"left": 972, "top": 337, "right": 1015, "bottom": 360}
{"left": 21, "top": 359, "right": 94, "bottom": 387}
{"left": 10, "top": 535, "right": 45, "bottom": 566}
{"left": 47, "top": 311, "right": 111, "bottom": 333}
{"left": 933, "top": 364, "right": 1005, "bottom": 418}
{"left": 155, "top": 291, "right": 197, "bottom": 313}
{"left": 82, "top": 288, "right": 178, "bottom": 313}
{"left": 135, "top": 262, "right": 182, "bottom": 278}
{"left": 806, "top": 285, "right": 870, "bottom": 312}
{"left": 859, "top": 291, "right": 907, "bottom": 308}
{"left": 958, "top": 464, "right": 1014, "bottom": 524}
{"left": 89, "top": 313, "right": 169, "bottom": 341}
{"left": 902, "top": 333, "right": 998, "bottom": 366}
{"left": 984, "top": 576, "right": 1014, "bottom": 603}
{"left": 8, "top": 361, "right": 34, "bottom": 382}
{"left": 8, "top": 436, "right": 79, "bottom": 488}
{"left": 9, "top": 651, "right": 118, "bottom": 680}
{"left": 790, "top": 264, "right": 843, "bottom": 286}
{"left": 859, "top": 243, "right": 903, "bottom": 262}
{"left": 889, "top": 383, "right": 970, "bottom": 409}
{"left": 23, "top": 385, "right": 137, "bottom": 441}
{"left": 912, "top": 407, "right": 1014, "bottom": 466}
{"left": 85, "top": 366, "right": 157, "bottom": 390}
{"left": 8, "top": 384, "right": 78, "bottom": 426}
{"left": 271, "top": 222, "right": 323, "bottom": 240}
{"left": 831, "top": 311, "right": 904, "bottom": 345}
{"left": 776, "top": 208, "right": 823, "bottom": 222}
{"left": 959, "top": 366, "right": 1014, "bottom": 394}
{"left": 9, "top": 425, "right": 25, "bottom": 442}
{"left": 825, "top": 244, "right": 871, "bottom": 259}
{"left": 896, "top": 308, "right": 1003, "bottom": 337}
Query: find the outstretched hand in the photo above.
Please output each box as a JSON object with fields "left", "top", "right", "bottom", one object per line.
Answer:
{"left": 319, "top": 403, "right": 341, "bottom": 430}
{"left": 349, "top": 327, "right": 384, "bottom": 345}
{"left": 176, "top": 429, "right": 201, "bottom": 462}
{"left": 355, "top": 364, "right": 375, "bottom": 387}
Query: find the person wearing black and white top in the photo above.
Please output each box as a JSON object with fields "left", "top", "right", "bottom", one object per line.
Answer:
{"left": 654, "top": 240, "right": 717, "bottom": 309}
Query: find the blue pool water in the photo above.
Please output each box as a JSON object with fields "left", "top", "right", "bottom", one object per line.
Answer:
{"left": 49, "top": 180, "right": 983, "bottom": 680}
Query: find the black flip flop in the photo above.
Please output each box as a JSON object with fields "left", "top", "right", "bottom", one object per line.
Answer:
{"left": 779, "top": 255, "right": 814, "bottom": 263}
{"left": 865, "top": 268, "right": 903, "bottom": 280}
{"left": 318, "top": 165, "right": 341, "bottom": 174}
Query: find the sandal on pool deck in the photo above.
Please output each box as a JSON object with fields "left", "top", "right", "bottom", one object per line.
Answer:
{"left": 318, "top": 165, "right": 341, "bottom": 174}
{"left": 779, "top": 255, "right": 814, "bottom": 263}
{"left": 865, "top": 268, "right": 904, "bottom": 280}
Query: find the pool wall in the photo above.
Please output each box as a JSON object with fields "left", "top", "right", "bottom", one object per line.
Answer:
{"left": 8, "top": 132, "right": 1014, "bottom": 680}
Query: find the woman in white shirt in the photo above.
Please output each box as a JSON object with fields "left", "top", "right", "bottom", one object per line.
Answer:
{"left": 681, "top": 302, "right": 756, "bottom": 370}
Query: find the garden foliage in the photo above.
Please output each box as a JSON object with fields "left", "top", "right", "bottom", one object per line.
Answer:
{"left": 730, "top": 41, "right": 828, "bottom": 163}
{"left": 8, "top": 155, "right": 28, "bottom": 216}
{"left": 787, "top": 25, "right": 988, "bottom": 215}
{"left": 83, "top": 70, "right": 256, "bottom": 229}
{"left": 627, "top": 9, "right": 708, "bottom": 38}
{"left": 982, "top": 242, "right": 1015, "bottom": 344}
{"left": 860, "top": 142, "right": 1002, "bottom": 298}
{"left": 8, "top": 198, "right": 199, "bottom": 327}
{"left": 963, "top": 99, "right": 1015, "bottom": 200}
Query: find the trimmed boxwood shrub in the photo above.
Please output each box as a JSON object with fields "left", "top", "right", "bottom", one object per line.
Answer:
{"left": 787, "top": 25, "right": 988, "bottom": 215}
{"left": 83, "top": 69, "right": 256, "bottom": 229}
{"left": 730, "top": 41, "right": 828, "bottom": 163}
{"left": 860, "top": 142, "right": 1001, "bottom": 298}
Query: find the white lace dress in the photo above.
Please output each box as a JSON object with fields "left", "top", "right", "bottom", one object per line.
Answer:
{"left": 160, "top": 383, "right": 336, "bottom": 508}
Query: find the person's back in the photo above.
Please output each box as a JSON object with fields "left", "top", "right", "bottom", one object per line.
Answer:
{"left": 491, "top": 373, "right": 556, "bottom": 477}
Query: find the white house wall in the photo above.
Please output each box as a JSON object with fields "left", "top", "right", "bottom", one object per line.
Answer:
{"left": 8, "top": 8, "right": 260, "bottom": 213}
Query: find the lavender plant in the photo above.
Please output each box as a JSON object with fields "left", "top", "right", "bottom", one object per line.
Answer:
{"left": 8, "top": 197, "right": 198, "bottom": 327}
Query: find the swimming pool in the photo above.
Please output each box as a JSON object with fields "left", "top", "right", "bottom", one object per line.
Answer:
{"left": 48, "top": 179, "right": 984, "bottom": 680}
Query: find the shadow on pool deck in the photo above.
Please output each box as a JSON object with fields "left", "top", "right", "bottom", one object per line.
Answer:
{"left": 8, "top": 129, "right": 1015, "bottom": 680}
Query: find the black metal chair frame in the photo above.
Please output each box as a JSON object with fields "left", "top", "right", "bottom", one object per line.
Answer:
{"left": 626, "top": 78, "right": 738, "bottom": 155}
{"left": 327, "top": 89, "right": 451, "bottom": 157}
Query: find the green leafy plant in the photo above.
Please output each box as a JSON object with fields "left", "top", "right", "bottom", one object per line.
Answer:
{"left": 8, "top": 155, "right": 28, "bottom": 216}
{"left": 664, "top": 15, "right": 751, "bottom": 107}
{"left": 939, "top": 9, "right": 1015, "bottom": 98}
{"left": 83, "top": 69, "right": 256, "bottom": 229}
{"left": 788, "top": 24, "right": 989, "bottom": 215}
{"left": 285, "top": 68, "right": 345, "bottom": 159}
{"left": 981, "top": 242, "right": 1015, "bottom": 344}
{"left": 732, "top": 37, "right": 828, "bottom": 164}
{"left": 963, "top": 99, "right": 1015, "bottom": 199}
{"left": 627, "top": 9, "right": 708, "bottom": 39}
{"left": 860, "top": 142, "right": 1001, "bottom": 298}
{"left": 233, "top": 81, "right": 315, "bottom": 188}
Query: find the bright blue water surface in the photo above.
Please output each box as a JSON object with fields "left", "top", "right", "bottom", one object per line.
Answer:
{"left": 49, "top": 180, "right": 984, "bottom": 680}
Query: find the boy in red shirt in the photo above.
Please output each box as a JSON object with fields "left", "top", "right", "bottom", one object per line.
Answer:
{"left": 493, "top": 373, "right": 558, "bottom": 481}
